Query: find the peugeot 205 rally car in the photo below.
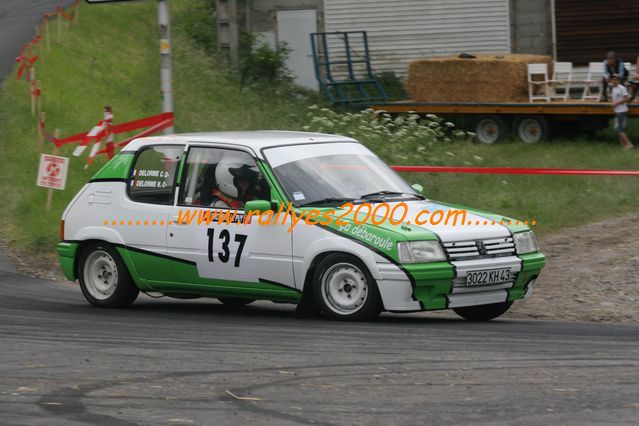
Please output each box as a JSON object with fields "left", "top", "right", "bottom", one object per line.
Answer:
{"left": 57, "top": 131, "right": 545, "bottom": 321}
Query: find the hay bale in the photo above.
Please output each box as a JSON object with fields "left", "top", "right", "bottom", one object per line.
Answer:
{"left": 406, "top": 54, "right": 553, "bottom": 103}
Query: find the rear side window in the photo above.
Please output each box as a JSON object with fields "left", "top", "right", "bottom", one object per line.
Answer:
{"left": 128, "top": 145, "right": 183, "bottom": 205}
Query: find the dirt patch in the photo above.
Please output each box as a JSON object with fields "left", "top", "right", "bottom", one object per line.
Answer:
{"left": 508, "top": 214, "right": 639, "bottom": 323}
{"left": 3, "top": 214, "right": 638, "bottom": 324}
{"left": 0, "top": 242, "right": 65, "bottom": 282}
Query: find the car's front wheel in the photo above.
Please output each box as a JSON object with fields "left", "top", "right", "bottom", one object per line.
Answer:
{"left": 313, "top": 254, "right": 382, "bottom": 321}
{"left": 78, "top": 242, "right": 139, "bottom": 308}
{"left": 453, "top": 301, "right": 512, "bottom": 321}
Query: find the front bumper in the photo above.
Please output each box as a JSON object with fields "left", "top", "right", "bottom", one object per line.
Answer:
{"left": 395, "top": 252, "right": 545, "bottom": 310}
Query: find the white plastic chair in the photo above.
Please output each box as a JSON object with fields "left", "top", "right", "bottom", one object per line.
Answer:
{"left": 527, "top": 63, "right": 551, "bottom": 102}
{"left": 582, "top": 61, "right": 603, "bottom": 101}
{"left": 550, "top": 62, "right": 573, "bottom": 101}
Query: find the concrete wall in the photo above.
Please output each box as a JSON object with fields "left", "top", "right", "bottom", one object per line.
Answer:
{"left": 216, "top": 0, "right": 323, "bottom": 70}
{"left": 324, "top": 0, "right": 512, "bottom": 77}
{"left": 510, "top": 0, "right": 552, "bottom": 56}
{"left": 245, "top": 0, "right": 324, "bottom": 36}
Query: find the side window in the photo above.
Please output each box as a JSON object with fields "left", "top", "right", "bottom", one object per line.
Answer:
{"left": 179, "top": 147, "right": 270, "bottom": 209}
{"left": 128, "top": 145, "right": 183, "bottom": 205}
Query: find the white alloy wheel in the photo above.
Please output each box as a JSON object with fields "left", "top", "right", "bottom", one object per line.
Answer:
{"left": 83, "top": 250, "right": 119, "bottom": 300}
{"left": 321, "top": 262, "right": 369, "bottom": 315}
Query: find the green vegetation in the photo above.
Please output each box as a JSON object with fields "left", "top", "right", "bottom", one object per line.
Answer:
{"left": 375, "top": 71, "right": 408, "bottom": 101}
{"left": 0, "top": 0, "right": 315, "bottom": 252}
{"left": 304, "top": 108, "right": 639, "bottom": 233}
{"left": 303, "top": 108, "right": 467, "bottom": 164}
{"left": 0, "top": 0, "right": 638, "bottom": 255}
{"left": 239, "top": 32, "right": 293, "bottom": 87}
{"left": 404, "top": 138, "right": 639, "bottom": 233}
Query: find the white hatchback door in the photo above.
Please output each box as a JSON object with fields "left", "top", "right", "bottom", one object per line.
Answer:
{"left": 166, "top": 146, "right": 296, "bottom": 289}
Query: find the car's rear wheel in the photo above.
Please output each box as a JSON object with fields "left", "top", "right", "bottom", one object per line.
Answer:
{"left": 313, "top": 253, "right": 382, "bottom": 321}
{"left": 453, "top": 301, "right": 513, "bottom": 321}
{"left": 78, "top": 242, "right": 139, "bottom": 308}
{"left": 218, "top": 297, "right": 255, "bottom": 307}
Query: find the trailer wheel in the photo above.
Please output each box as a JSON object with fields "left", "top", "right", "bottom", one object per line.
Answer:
{"left": 513, "top": 116, "right": 549, "bottom": 144}
{"left": 474, "top": 116, "right": 508, "bottom": 144}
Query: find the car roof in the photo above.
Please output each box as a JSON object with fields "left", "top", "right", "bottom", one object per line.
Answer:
{"left": 121, "top": 131, "right": 359, "bottom": 154}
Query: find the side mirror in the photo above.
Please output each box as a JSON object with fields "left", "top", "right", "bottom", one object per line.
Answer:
{"left": 411, "top": 183, "right": 424, "bottom": 194}
{"left": 244, "top": 200, "right": 271, "bottom": 214}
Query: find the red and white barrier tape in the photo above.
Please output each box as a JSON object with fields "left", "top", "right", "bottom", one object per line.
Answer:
{"left": 391, "top": 165, "right": 639, "bottom": 176}
{"left": 84, "top": 118, "right": 174, "bottom": 168}
{"left": 47, "top": 112, "right": 174, "bottom": 167}
{"left": 15, "top": 55, "right": 38, "bottom": 80}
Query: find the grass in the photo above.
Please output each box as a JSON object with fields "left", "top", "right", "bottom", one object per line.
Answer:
{"left": 0, "top": 0, "right": 317, "bottom": 252}
{"left": 402, "top": 136, "right": 639, "bottom": 233}
{"left": 0, "top": 0, "right": 638, "bottom": 254}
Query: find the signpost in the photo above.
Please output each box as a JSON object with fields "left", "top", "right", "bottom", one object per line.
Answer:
{"left": 84, "top": 0, "right": 174, "bottom": 134}
{"left": 157, "top": 0, "right": 174, "bottom": 134}
{"left": 38, "top": 151, "right": 70, "bottom": 211}
{"left": 37, "top": 154, "right": 69, "bottom": 191}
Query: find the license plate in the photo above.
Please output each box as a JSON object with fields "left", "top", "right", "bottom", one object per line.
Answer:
{"left": 466, "top": 268, "right": 510, "bottom": 286}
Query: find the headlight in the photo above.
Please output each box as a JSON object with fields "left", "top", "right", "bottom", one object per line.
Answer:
{"left": 514, "top": 231, "right": 538, "bottom": 254}
{"left": 398, "top": 241, "right": 446, "bottom": 263}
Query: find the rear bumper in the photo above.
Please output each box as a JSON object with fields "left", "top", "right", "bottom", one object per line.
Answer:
{"left": 56, "top": 241, "right": 79, "bottom": 281}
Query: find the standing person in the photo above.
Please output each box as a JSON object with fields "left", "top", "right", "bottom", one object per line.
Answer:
{"left": 610, "top": 74, "right": 634, "bottom": 149}
{"left": 601, "top": 51, "right": 629, "bottom": 101}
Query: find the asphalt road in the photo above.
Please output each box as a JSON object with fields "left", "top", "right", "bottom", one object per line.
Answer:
{"left": 1, "top": 270, "right": 638, "bottom": 425}
{"left": 0, "top": 0, "right": 73, "bottom": 77}
{"left": 1, "top": 2, "right": 639, "bottom": 425}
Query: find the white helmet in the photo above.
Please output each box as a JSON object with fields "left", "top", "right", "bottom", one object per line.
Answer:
{"left": 215, "top": 158, "right": 241, "bottom": 198}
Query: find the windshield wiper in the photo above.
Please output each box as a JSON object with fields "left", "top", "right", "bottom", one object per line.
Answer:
{"left": 299, "top": 197, "right": 357, "bottom": 207}
{"left": 360, "top": 190, "right": 425, "bottom": 200}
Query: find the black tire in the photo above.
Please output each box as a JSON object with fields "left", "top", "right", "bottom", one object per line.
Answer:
{"left": 312, "top": 253, "right": 382, "bottom": 321}
{"left": 512, "top": 115, "right": 549, "bottom": 144}
{"left": 474, "top": 115, "right": 508, "bottom": 144}
{"left": 78, "top": 242, "right": 139, "bottom": 308}
{"left": 218, "top": 297, "right": 255, "bottom": 307}
{"left": 453, "top": 301, "right": 513, "bottom": 322}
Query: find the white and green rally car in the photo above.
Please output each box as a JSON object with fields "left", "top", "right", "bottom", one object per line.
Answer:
{"left": 57, "top": 131, "right": 545, "bottom": 321}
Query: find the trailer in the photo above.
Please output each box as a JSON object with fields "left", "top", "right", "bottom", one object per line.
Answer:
{"left": 370, "top": 101, "right": 639, "bottom": 144}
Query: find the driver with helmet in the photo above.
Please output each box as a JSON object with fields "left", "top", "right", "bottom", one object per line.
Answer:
{"left": 210, "top": 158, "right": 261, "bottom": 209}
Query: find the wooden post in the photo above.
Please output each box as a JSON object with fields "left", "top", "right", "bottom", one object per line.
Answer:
{"left": 36, "top": 80, "right": 42, "bottom": 117}
{"left": 45, "top": 17, "right": 51, "bottom": 51}
{"left": 45, "top": 129, "right": 59, "bottom": 212}
{"left": 37, "top": 24, "right": 45, "bottom": 69}
{"left": 57, "top": 10, "right": 62, "bottom": 44}
{"left": 30, "top": 68, "right": 36, "bottom": 116}
{"left": 37, "top": 112, "right": 45, "bottom": 154}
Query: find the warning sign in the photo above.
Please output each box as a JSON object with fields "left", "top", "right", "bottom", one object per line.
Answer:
{"left": 37, "top": 154, "right": 69, "bottom": 190}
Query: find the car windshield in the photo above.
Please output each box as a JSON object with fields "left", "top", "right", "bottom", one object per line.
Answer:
{"left": 264, "top": 142, "right": 420, "bottom": 206}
